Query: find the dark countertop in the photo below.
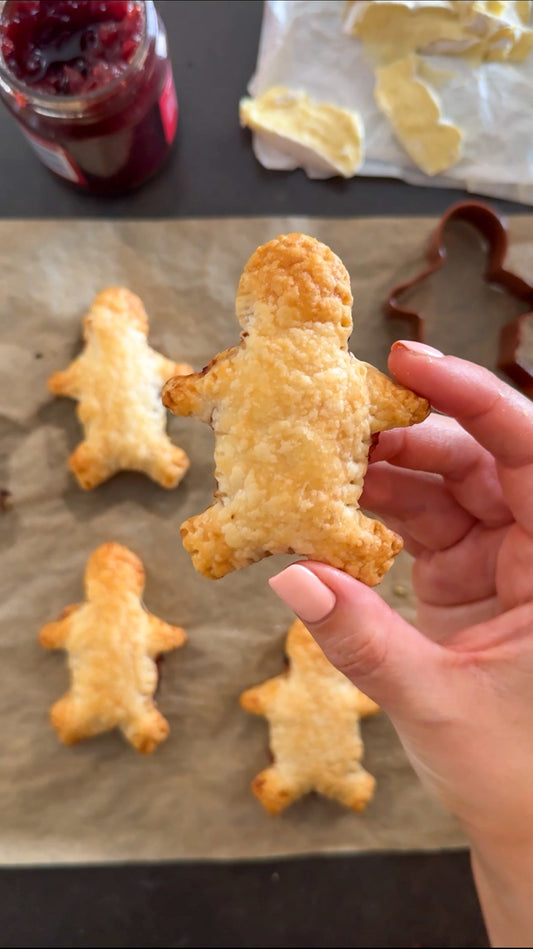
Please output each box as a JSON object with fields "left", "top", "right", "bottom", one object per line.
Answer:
{"left": 0, "top": 2, "right": 498, "bottom": 946}
{"left": 0, "top": 0, "right": 523, "bottom": 220}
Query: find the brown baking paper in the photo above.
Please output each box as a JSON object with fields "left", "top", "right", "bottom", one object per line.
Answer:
{"left": 1, "top": 216, "right": 532, "bottom": 866}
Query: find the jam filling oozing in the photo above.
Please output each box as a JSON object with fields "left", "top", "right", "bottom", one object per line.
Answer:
{"left": 0, "top": 1, "right": 143, "bottom": 95}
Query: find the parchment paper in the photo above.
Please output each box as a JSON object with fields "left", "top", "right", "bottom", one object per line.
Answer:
{"left": 1, "top": 216, "right": 532, "bottom": 866}
{"left": 247, "top": 1, "right": 533, "bottom": 205}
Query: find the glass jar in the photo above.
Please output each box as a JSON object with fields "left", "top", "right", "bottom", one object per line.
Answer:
{"left": 0, "top": 1, "right": 178, "bottom": 195}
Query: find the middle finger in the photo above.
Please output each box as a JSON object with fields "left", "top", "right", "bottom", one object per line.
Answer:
{"left": 370, "top": 414, "right": 512, "bottom": 528}
{"left": 362, "top": 462, "right": 476, "bottom": 551}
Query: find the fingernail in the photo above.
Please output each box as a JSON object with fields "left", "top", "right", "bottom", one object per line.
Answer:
{"left": 393, "top": 340, "right": 444, "bottom": 358}
{"left": 269, "top": 564, "right": 336, "bottom": 624}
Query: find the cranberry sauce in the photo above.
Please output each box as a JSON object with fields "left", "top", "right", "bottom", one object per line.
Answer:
{"left": 1, "top": 1, "right": 143, "bottom": 95}
{"left": 0, "top": 1, "right": 178, "bottom": 194}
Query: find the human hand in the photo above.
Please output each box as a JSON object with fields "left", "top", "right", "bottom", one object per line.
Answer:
{"left": 268, "top": 341, "right": 533, "bottom": 945}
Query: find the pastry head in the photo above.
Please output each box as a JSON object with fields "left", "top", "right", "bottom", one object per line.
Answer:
{"left": 235, "top": 233, "right": 353, "bottom": 341}
{"left": 83, "top": 287, "right": 149, "bottom": 338}
{"left": 85, "top": 542, "right": 145, "bottom": 599}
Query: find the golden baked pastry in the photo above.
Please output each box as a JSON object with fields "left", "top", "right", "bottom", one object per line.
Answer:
{"left": 240, "top": 618, "right": 379, "bottom": 815}
{"left": 39, "top": 542, "right": 186, "bottom": 753}
{"left": 48, "top": 286, "right": 192, "bottom": 489}
{"left": 162, "top": 233, "right": 429, "bottom": 584}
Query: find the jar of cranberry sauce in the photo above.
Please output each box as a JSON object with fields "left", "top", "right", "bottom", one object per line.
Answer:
{"left": 0, "top": 1, "right": 178, "bottom": 194}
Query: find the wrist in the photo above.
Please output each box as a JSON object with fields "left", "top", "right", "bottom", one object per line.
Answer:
{"left": 468, "top": 835, "right": 533, "bottom": 948}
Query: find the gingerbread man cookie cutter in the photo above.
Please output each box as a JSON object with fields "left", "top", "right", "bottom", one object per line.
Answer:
{"left": 385, "top": 200, "right": 533, "bottom": 399}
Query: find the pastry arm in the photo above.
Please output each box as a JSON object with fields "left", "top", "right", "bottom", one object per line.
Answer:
{"left": 240, "top": 675, "right": 285, "bottom": 716}
{"left": 154, "top": 352, "right": 193, "bottom": 385}
{"left": 48, "top": 358, "right": 84, "bottom": 399}
{"left": 39, "top": 604, "right": 80, "bottom": 649}
{"left": 355, "top": 690, "right": 380, "bottom": 719}
{"left": 146, "top": 615, "right": 186, "bottom": 655}
{"left": 364, "top": 362, "right": 430, "bottom": 434}
{"left": 162, "top": 347, "right": 236, "bottom": 421}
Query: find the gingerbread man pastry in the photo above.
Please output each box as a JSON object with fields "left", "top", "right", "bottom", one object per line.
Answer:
{"left": 49, "top": 286, "right": 192, "bottom": 489}
{"left": 39, "top": 542, "right": 186, "bottom": 753}
{"left": 240, "top": 618, "right": 379, "bottom": 815}
{"left": 162, "top": 233, "right": 429, "bottom": 584}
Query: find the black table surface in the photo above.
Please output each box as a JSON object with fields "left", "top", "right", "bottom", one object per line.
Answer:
{"left": 1, "top": 1, "right": 515, "bottom": 945}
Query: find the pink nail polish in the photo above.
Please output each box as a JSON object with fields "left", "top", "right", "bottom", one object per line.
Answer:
{"left": 269, "top": 564, "right": 336, "bottom": 624}
{"left": 393, "top": 340, "right": 444, "bottom": 358}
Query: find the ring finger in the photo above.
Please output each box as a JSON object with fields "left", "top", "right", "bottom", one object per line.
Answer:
{"left": 362, "top": 462, "right": 476, "bottom": 551}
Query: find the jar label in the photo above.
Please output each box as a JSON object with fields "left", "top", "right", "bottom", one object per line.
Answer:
{"left": 159, "top": 66, "right": 178, "bottom": 146}
{"left": 19, "top": 126, "right": 87, "bottom": 186}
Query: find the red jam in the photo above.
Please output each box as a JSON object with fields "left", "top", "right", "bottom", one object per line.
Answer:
{"left": 1, "top": 1, "right": 144, "bottom": 95}
{"left": 0, "top": 0, "right": 178, "bottom": 194}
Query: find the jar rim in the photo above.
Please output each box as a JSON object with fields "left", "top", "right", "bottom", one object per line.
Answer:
{"left": 0, "top": 0, "right": 154, "bottom": 117}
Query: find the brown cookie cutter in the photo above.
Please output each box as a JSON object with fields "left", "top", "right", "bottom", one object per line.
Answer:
{"left": 385, "top": 200, "right": 533, "bottom": 398}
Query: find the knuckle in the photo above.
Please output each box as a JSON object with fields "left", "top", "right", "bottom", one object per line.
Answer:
{"left": 323, "top": 629, "right": 388, "bottom": 682}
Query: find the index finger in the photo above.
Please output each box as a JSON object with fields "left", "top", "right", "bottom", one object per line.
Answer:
{"left": 388, "top": 342, "right": 533, "bottom": 466}
{"left": 387, "top": 342, "right": 533, "bottom": 527}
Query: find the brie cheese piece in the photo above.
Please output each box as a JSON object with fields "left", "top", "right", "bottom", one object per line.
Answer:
{"left": 344, "top": 0, "right": 533, "bottom": 64}
{"left": 239, "top": 86, "right": 365, "bottom": 179}
{"left": 374, "top": 55, "right": 463, "bottom": 175}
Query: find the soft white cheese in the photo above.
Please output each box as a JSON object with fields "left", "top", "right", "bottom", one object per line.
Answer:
{"left": 239, "top": 86, "right": 365, "bottom": 179}
{"left": 344, "top": 0, "right": 533, "bottom": 63}
{"left": 374, "top": 55, "right": 463, "bottom": 175}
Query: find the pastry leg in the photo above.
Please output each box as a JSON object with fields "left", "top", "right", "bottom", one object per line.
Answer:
{"left": 304, "top": 512, "right": 402, "bottom": 586}
{"left": 328, "top": 769, "right": 376, "bottom": 812}
{"left": 123, "top": 707, "right": 170, "bottom": 753}
{"left": 146, "top": 441, "right": 190, "bottom": 489}
{"left": 50, "top": 694, "right": 102, "bottom": 745}
{"left": 181, "top": 506, "right": 243, "bottom": 578}
{"left": 69, "top": 440, "right": 118, "bottom": 490}
{"left": 251, "top": 766, "right": 301, "bottom": 815}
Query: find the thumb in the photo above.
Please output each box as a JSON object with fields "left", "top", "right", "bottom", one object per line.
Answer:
{"left": 269, "top": 561, "right": 451, "bottom": 720}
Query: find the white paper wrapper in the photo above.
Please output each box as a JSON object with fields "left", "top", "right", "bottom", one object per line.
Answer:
{"left": 247, "top": 0, "right": 533, "bottom": 205}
